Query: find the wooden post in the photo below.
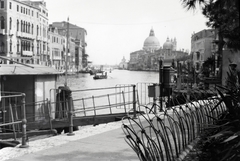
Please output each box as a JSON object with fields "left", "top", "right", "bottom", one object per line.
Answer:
{"left": 67, "top": 92, "right": 75, "bottom": 136}
{"left": 132, "top": 85, "right": 137, "bottom": 119}
{"left": 177, "top": 61, "right": 182, "bottom": 91}
{"left": 159, "top": 59, "right": 163, "bottom": 111}
{"left": 20, "top": 93, "right": 29, "bottom": 148}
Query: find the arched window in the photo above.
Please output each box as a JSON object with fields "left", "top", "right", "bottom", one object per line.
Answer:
{"left": 17, "top": 19, "right": 19, "bottom": 31}
{"left": 24, "top": 21, "right": 26, "bottom": 33}
{"left": 37, "top": 25, "right": 39, "bottom": 35}
{"left": 31, "top": 24, "right": 34, "bottom": 34}
{"left": 21, "top": 41, "right": 25, "bottom": 51}
{"left": 1, "top": 16, "right": 5, "bottom": 29}
{"left": 37, "top": 42, "right": 39, "bottom": 55}
{"left": 23, "top": 21, "right": 25, "bottom": 32}
{"left": 28, "top": 23, "right": 30, "bottom": 33}
{"left": 17, "top": 40, "right": 19, "bottom": 52}
{"left": 9, "top": 17, "right": 12, "bottom": 30}
{"left": 196, "top": 52, "right": 200, "bottom": 60}
{"left": 9, "top": 39, "right": 12, "bottom": 52}
{"left": 23, "top": 21, "right": 27, "bottom": 32}
{"left": 28, "top": 41, "right": 30, "bottom": 51}
{"left": 40, "top": 25, "right": 41, "bottom": 36}
{"left": 21, "top": 20, "right": 23, "bottom": 32}
{"left": 0, "top": 42, "right": 4, "bottom": 52}
{"left": 32, "top": 42, "right": 34, "bottom": 51}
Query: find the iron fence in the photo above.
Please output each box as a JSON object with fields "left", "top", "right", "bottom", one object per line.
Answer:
{"left": 0, "top": 92, "right": 28, "bottom": 148}
{"left": 122, "top": 90, "right": 226, "bottom": 161}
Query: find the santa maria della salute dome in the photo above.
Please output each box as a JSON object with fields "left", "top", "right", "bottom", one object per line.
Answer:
{"left": 143, "top": 28, "right": 177, "bottom": 52}
{"left": 128, "top": 28, "right": 188, "bottom": 71}
{"left": 143, "top": 28, "right": 161, "bottom": 52}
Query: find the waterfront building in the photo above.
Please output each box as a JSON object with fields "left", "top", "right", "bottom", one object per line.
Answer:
{"left": 51, "top": 21, "right": 87, "bottom": 71}
{"left": 0, "top": 0, "right": 47, "bottom": 64}
{"left": 118, "top": 56, "right": 128, "bottom": 69}
{"left": 191, "top": 29, "right": 215, "bottom": 71}
{"left": 48, "top": 25, "right": 65, "bottom": 71}
{"left": 24, "top": 0, "right": 49, "bottom": 65}
{"left": 129, "top": 28, "right": 188, "bottom": 71}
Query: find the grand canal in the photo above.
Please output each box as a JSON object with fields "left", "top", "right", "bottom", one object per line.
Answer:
{"left": 56, "top": 69, "right": 160, "bottom": 114}
{"left": 57, "top": 69, "right": 159, "bottom": 91}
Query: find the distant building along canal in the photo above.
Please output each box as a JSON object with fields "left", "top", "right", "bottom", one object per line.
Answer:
{"left": 128, "top": 28, "right": 188, "bottom": 71}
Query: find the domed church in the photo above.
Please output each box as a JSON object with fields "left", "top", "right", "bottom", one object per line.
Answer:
{"left": 143, "top": 28, "right": 161, "bottom": 52}
{"left": 163, "top": 37, "right": 177, "bottom": 51}
{"left": 129, "top": 28, "right": 188, "bottom": 71}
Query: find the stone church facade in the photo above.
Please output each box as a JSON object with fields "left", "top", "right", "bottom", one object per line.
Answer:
{"left": 128, "top": 28, "right": 188, "bottom": 71}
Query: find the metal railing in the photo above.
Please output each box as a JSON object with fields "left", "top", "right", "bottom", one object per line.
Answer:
{"left": 64, "top": 85, "right": 138, "bottom": 135}
{"left": 122, "top": 89, "right": 226, "bottom": 161}
{"left": 0, "top": 92, "right": 29, "bottom": 148}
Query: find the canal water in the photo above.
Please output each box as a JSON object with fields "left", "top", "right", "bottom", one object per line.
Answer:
{"left": 56, "top": 69, "right": 160, "bottom": 115}
{"left": 57, "top": 69, "right": 159, "bottom": 91}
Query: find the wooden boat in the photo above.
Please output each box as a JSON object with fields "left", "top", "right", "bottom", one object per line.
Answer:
{"left": 93, "top": 72, "right": 107, "bottom": 79}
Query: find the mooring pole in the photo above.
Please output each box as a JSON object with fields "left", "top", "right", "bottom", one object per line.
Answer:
{"left": 159, "top": 58, "right": 163, "bottom": 111}
{"left": 132, "top": 85, "right": 137, "bottom": 119}
{"left": 67, "top": 92, "right": 75, "bottom": 136}
{"left": 20, "top": 93, "right": 29, "bottom": 148}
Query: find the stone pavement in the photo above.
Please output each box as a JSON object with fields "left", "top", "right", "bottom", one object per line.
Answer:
{"left": 6, "top": 127, "right": 139, "bottom": 161}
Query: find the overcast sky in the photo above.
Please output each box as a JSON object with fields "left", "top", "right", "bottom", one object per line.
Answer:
{"left": 44, "top": 0, "right": 209, "bottom": 65}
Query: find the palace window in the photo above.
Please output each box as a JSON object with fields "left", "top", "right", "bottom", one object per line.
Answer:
{"left": 28, "top": 22, "right": 30, "bottom": 33}
{"left": 0, "top": 42, "right": 4, "bottom": 52}
{"left": 9, "top": 17, "right": 12, "bottom": 30}
{"left": 9, "top": 40, "right": 12, "bottom": 52}
{"left": 32, "top": 24, "right": 34, "bottom": 34}
{"left": 37, "top": 42, "right": 39, "bottom": 55}
{"left": 1, "top": 1, "right": 4, "bottom": 8}
{"left": 17, "top": 19, "right": 19, "bottom": 31}
{"left": 27, "top": 41, "right": 30, "bottom": 51}
{"left": 196, "top": 52, "right": 200, "bottom": 60}
{"left": 37, "top": 25, "right": 39, "bottom": 35}
{"left": 17, "top": 41, "right": 19, "bottom": 52}
{"left": 43, "top": 43, "right": 45, "bottom": 51}
{"left": 21, "top": 41, "right": 25, "bottom": 51}
{"left": 17, "top": 5, "right": 19, "bottom": 12}
{"left": 23, "top": 21, "right": 25, "bottom": 32}
{"left": 9, "top": 2, "right": 11, "bottom": 9}
{"left": 21, "top": 20, "right": 23, "bottom": 32}
{"left": 1, "top": 16, "right": 4, "bottom": 29}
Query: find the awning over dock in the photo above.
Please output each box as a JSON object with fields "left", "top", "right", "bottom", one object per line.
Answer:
{"left": 0, "top": 64, "right": 63, "bottom": 75}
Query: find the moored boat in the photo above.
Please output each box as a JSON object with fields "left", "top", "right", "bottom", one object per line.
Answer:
{"left": 93, "top": 72, "right": 107, "bottom": 79}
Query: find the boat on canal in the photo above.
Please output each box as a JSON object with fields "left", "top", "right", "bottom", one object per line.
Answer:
{"left": 93, "top": 72, "right": 107, "bottom": 80}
